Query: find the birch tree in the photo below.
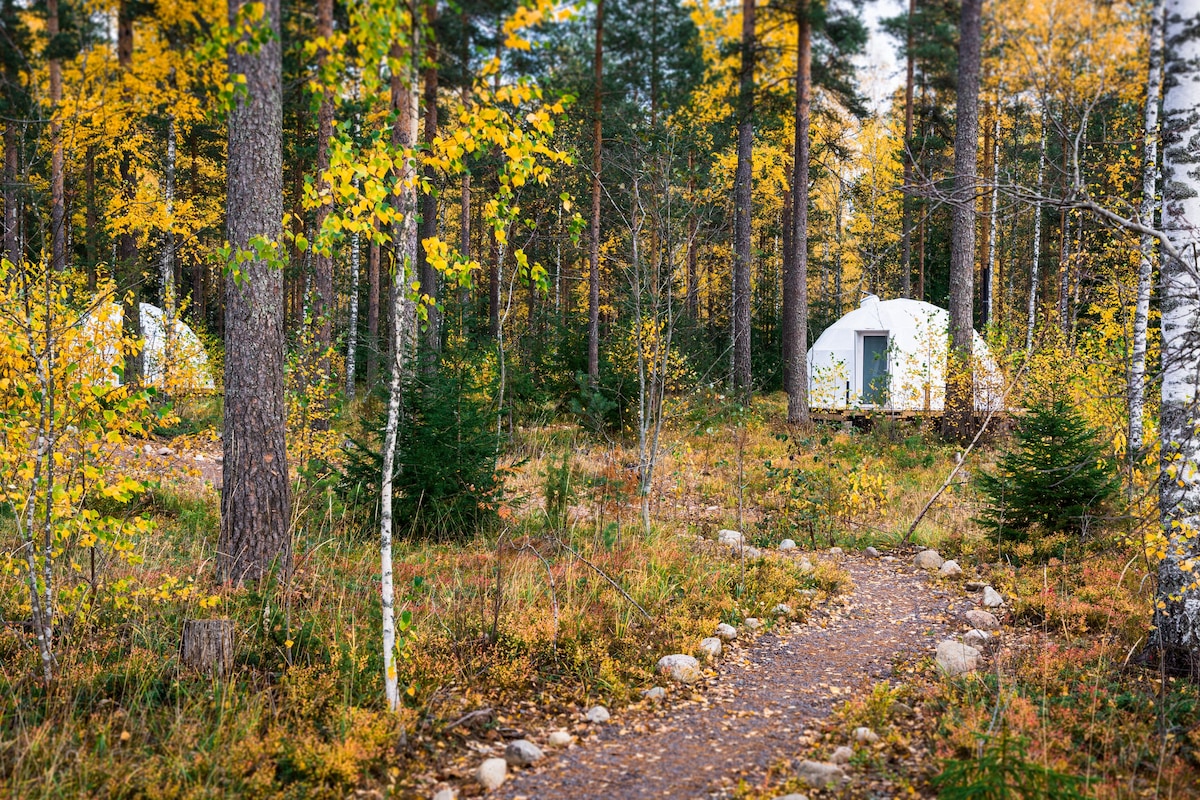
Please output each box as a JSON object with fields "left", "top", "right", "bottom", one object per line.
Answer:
{"left": 731, "top": 0, "right": 756, "bottom": 394}
{"left": 1153, "top": 0, "right": 1200, "bottom": 678}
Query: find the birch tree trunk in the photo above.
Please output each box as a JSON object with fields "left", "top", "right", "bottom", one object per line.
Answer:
{"left": 381, "top": 19, "right": 420, "bottom": 713}
{"left": 1130, "top": 0, "right": 1166, "bottom": 460}
{"left": 161, "top": 113, "right": 176, "bottom": 384}
{"left": 1153, "top": 0, "right": 1200, "bottom": 679}
{"left": 731, "top": 0, "right": 756, "bottom": 394}
{"left": 986, "top": 90, "right": 1001, "bottom": 327}
{"left": 943, "top": 0, "right": 982, "bottom": 443}
{"left": 47, "top": 0, "right": 65, "bottom": 271}
{"left": 783, "top": 4, "right": 811, "bottom": 426}
{"left": 313, "top": 0, "right": 335, "bottom": 402}
{"left": 346, "top": 222, "right": 360, "bottom": 400}
{"left": 219, "top": 0, "right": 291, "bottom": 585}
{"left": 900, "top": 0, "right": 915, "bottom": 298}
{"left": 1025, "top": 105, "right": 1046, "bottom": 354}
{"left": 418, "top": 0, "right": 440, "bottom": 367}
{"left": 118, "top": 1, "right": 142, "bottom": 385}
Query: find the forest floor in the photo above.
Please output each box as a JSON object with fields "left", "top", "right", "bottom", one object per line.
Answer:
{"left": 492, "top": 555, "right": 960, "bottom": 800}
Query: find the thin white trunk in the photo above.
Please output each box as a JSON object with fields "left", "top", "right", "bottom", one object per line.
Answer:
{"left": 1154, "top": 0, "right": 1200, "bottom": 676}
{"left": 1130, "top": 0, "right": 1165, "bottom": 459}
{"left": 347, "top": 179, "right": 361, "bottom": 400}
{"left": 162, "top": 114, "right": 177, "bottom": 382}
{"left": 1026, "top": 105, "right": 1046, "bottom": 354}
{"left": 987, "top": 90, "right": 1001, "bottom": 327}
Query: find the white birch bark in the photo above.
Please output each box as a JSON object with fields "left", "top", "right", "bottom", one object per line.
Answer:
{"left": 1026, "top": 104, "right": 1046, "bottom": 354}
{"left": 347, "top": 177, "right": 361, "bottom": 400}
{"left": 162, "top": 114, "right": 177, "bottom": 382}
{"left": 987, "top": 90, "right": 1001, "bottom": 327}
{"left": 1130, "top": 0, "right": 1166, "bottom": 459}
{"left": 1154, "top": 0, "right": 1200, "bottom": 676}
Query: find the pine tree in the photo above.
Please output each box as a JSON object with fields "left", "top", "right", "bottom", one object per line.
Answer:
{"left": 976, "top": 399, "right": 1118, "bottom": 545}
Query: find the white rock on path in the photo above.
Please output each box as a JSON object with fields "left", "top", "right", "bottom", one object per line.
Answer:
{"left": 547, "top": 730, "right": 575, "bottom": 747}
{"left": 829, "top": 745, "right": 854, "bottom": 764}
{"left": 744, "top": 617, "right": 762, "bottom": 631}
{"left": 853, "top": 726, "right": 880, "bottom": 744}
{"left": 699, "top": 637, "right": 723, "bottom": 660}
{"left": 718, "top": 529, "right": 744, "bottom": 546}
{"left": 829, "top": 546, "right": 844, "bottom": 556}
{"left": 657, "top": 653, "right": 703, "bottom": 684}
{"left": 715, "top": 622, "right": 738, "bottom": 642}
{"left": 504, "top": 739, "right": 544, "bottom": 767}
{"left": 982, "top": 586, "right": 1004, "bottom": 607}
{"left": 864, "top": 546, "right": 881, "bottom": 558}
{"left": 773, "top": 795, "right": 810, "bottom": 800}
{"left": 475, "top": 758, "right": 508, "bottom": 791}
{"left": 780, "top": 539, "right": 797, "bottom": 551}
{"left": 432, "top": 788, "right": 456, "bottom": 800}
{"left": 914, "top": 549, "right": 945, "bottom": 570}
{"left": 585, "top": 705, "right": 610, "bottom": 723}
{"left": 935, "top": 639, "right": 982, "bottom": 676}
{"left": 771, "top": 603, "right": 794, "bottom": 618}
{"left": 964, "top": 629, "right": 993, "bottom": 648}
{"left": 964, "top": 609, "right": 1000, "bottom": 630}
{"left": 641, "top": 686, "right": 666, "bottom": 702}
{"left": 798, "top": 559, "right": 814, "bottom": 573}
{"left": 795, "top": 760, "right": 846, "bottom": 787}
{"left": 939, "top": 560, "right": 963, "bottom": 578}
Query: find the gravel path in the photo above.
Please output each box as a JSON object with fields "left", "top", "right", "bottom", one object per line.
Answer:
{"left": 498, "top": 557, "right": 958, "bottom": 799}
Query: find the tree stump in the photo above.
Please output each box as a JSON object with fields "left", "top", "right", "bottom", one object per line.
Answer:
{"left": 181, "top": 619, "right": 234, "bottom": 676}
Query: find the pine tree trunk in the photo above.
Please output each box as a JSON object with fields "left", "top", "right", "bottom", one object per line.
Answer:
{"left": 1130, "top": 0, "right": 1165, "bottom": 459}
{"left": 47, "top": 0, "right": 65, "bottom": 272}
{"left": 313, "top": 0, "right": 335, "bottom": 402}
{"left": 783, "top": 6, "right": 811, "bottom": 426}
{"left": 943, "top": 0, "right": 982, "bottom": 443}
{"left": 731, "top": 0, "right": 756, "bottom": 394}
{"left": 900, "top": 0, "right": 915, "bottom": 298}
{"left": 1153, "top": 0, "right": 1200, "bottom": 679}
{"left": 219, "top": 0, "right": 292, "bottom": 586}
{"left": 587, "top": 0, "right": 605, "bottom": 386}
{"left": 418, "top": 1, "right": 440, "bottom": 367}
{"left": 181, "top": 619, "right": 234, "bottom": 675}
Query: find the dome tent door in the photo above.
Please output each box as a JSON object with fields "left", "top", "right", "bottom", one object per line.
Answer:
{"left": 860, "top": 333, "right": 889, "bottom": 406}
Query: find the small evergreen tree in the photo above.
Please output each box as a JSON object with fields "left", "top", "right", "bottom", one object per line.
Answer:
{"left": 976, "top": 398, "right": 1119, "bottom": 546}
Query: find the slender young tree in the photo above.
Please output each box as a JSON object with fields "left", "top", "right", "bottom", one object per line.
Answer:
{"left": 942, "top": 0, "right": 982, "bottom": 442}
{"left": 587, "top": 0, "right": 604, "bottom": 386}
{"left": 118, "top": 0, "right": 142, "bottom": 385}
{"left": 313, "top": 0, "right": 335, "bottom": 400}
{"left": 1153, "top": 0, "right": 1200, "bottom": 678}
{"left": 783, "top": 2, "right": 811, "bottom": 425}
{"left": 1025, "top": 102, "right": 1046, "bottom": 354}
{"left": 219, "top": 0, "right": 291, "bottom": 585}
{"left": 418, "top": 0, "right": 440, "bottom": 365}
{"left": 731, "top": 0, "right": 756, "bottom": 393}
{"left": 900, "top": 0, "right": 915, "bottom": 298}
{"left": 47, "top": 0, "right": 64, "bottom": 271}
{"left": 1129, "top": 0, "right": 1165, "bottom": 461}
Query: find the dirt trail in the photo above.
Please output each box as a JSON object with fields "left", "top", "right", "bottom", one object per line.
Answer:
{"left": 499, "top": 557, "right": 958, "bottom": 799}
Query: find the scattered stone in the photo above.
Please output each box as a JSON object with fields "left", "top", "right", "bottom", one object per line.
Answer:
{"left": 881, "top": 555, "right": 897, "bottom": 563}
{"left": 939, "top": 560, "right": 963, "bottom": 578}
{"left": 744, "top": 617, "right": 762, "bottom": 631}
{"left": 982, "top": 586, "right": 1004, "bottom": 607}
{"left": 935, "top": 639, "right": 982, "bottom": 676}
{"left": 798, "top": 558, "right": 814, "bottom": 573}
{"left": 475, "top": 758, "right": 508, "bottom": 791}
{"left": 157, "top": 446, "right": 173, "bottom": 457}
{"left": 964, "top": 609, "right": 1000, "bottom": 630}
{"left": 795, "top": 760, "right": 846, "bottom": 787}
{"left": 914, "top": 549, "right": 945, "bottom": 570}
{"left": 699, "top": 637, "right": 723, "bottom": 660}
{"left": 964, "top": 629, "right": 993, "bottom": 648}
{"left": 715, "top": 622, "right": 738, "bottom": 642}
{"left": 853, "top": 726, "right": 880, "bottom": 744}
{"left": 892, "top": 702, "right": 915, "bottom": 717}
{"left": 829, "top": 745, "right": 854, "bottom": 764}
{"left": 780, "top": 539, "right": 797, "bottom": 551}
{"left": 740, "top": 545, "right": 763, "bottom": 559}
{"left": 504, "top": 739, "right": 544, "bottom": 767}
{"left": 657, "top": 654, "right": 703, "bottom": 684}
{"left": 717, "top": 529, "right": 744, "bottom": 546}
{"left": 585, "top": 705, "right": 610, "bottom": 723}
{"left": 965, "top": 580, "right": 985, "bottom": 591}
{"left": 194, "top": 453, "right": 206, "bottom": 462}
{"left": 432, "top": 789, "right": 456, "bottom": 800}
{"left": 829, "top": 546, "right": 844, "bottom": 556}
{"left": 773, "top": 795, "right": 810, "bottom": 800}
{"left": 864, "top": 546, "right": 881, "bottom": 558}
{"left": 771, "top": 603, "right": 794, "bottom": 618}
{"left": 547, "top": 730, "right": 575, "bottom": 747}
{"left": 641, "top": 687, "right": 666, "bottom": 702}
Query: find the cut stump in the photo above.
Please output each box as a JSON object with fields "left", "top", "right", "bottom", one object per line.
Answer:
{"left": 181, "top": 619, "right": 234, "bottom": 675}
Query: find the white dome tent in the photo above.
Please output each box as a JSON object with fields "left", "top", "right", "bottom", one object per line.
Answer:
{"left": 82, "top": 302, "right": 215, "bottom": 392}
{"left": 807, "top": 295, "right": 1002, "bottom": 413}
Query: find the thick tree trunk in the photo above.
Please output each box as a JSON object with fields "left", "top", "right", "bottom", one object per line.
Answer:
{"left": 313, "top": 0, "right": 335, "bottom": 395}
{"left": 48, "top": 0, "right": 65, "bottom": 271}
{"left": 900, "top": 0, "right": 915, "bottom": 298}
{"left": 1130, "top": 0, "right": 1166, "bottom": 460}
{"left": 587, "top": 0, "right": 604, "bottom": 386}
{"left": 180, "top": 619, "right": 234, "bottom": 675}
{"left": 783, "top": 7, "right": 811, "bottom": 425}
{"left": 942, "top": 0, "right": 982, "bottom": 443}
{"left": 219, "top": 0, "right": 291, "bottom": 586}
{"left": 731, "top": 0, "right": 756, "bottom": 394}
{"left": 1154, "top": 0, "right": 1200, "bottom": 679}
{"left": 418, "top": 1, "right": 440, "bottom": 366}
